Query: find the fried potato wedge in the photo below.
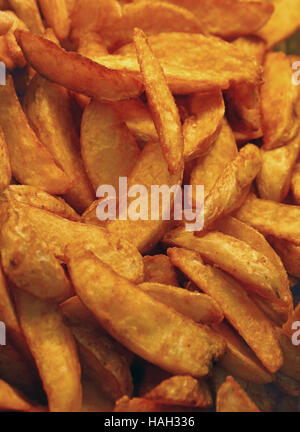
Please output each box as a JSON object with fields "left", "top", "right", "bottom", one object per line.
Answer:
{"left": 117, "top": 33, "right": 262, "bottom": 90}
{"left": 143, "top": 255, "right": 179, "bottom": 286}
{"left": 0, "top": 200, "right": 144, "bottom": 283}
{"left": 3, "top": 10, "right": 29, "bottom": 69}
{"left": 168, "top": 248, "right": 283, "bottom": 373}
{"left": 256, "top": 0, "right": 300, "bottom": 49}
{"left": 216, "top": 376, "right": 260, "bottom": 412}
{"left": 14, "top": 289, "right": 82, "bottom": 412}
{"left": 70, "top": 0, "right": 121, "bottom": 42}
{"left": 291, "top": 162, "right": 300, "bottom": 205}
{"left": 78, "top": 32, "right": 108, "bottom": 59}
{"left": 201, "top": 144, "right": 262, "bottom": 229}
{"left": 81, "top": 100, "right": 140, "bottom": 192}
{"left": 67, "top": 246, "right": 226, "bottom": 377}
{"left": 257, "top": 134, "right": 300, "bottom": 202}
{"left": 81, "top": 375, "right": 114, "bottom": 412}
{"left": 0, "top": 126, "right": 11, "bottom": 193}
{"left": 0, "top": 11, "right": 13, "bottom": 35}
{"left": 8, "top": 0, "right": 44, "bottom": 34}
{"left": 0, "top": 211, "right": 74, "bottom": 302}
{"left": 190, "top": 119, "right": 238, "bottom": 202}
{"left": 15, "top": 30, "right": 143, "bottom": 102}
{"left": 134, "top": 28, "right": 183, "bottom": 174}
{"left": 114, "top": 396, "right": 165, "bottom": 412}
{"left": 261, "top": 52, "right": 299, "bottom": 150}
{"left": 107, "top": 141, "right": 183, "bottom": 254}
{"left": 144, "top": 375, "right": 212, "bottom": 408}
{"left": 138, "top": 282, "right": 224, "bottom": 324}
{"left": 0, "top": 75, "right": 71, "bottom": 194}
{"left": 183, "top": 91, "right": 224, "bottom": 162}
{"left": 0, "top": 379, "right": 45, "bottom": 412}
{"left": 114, "top": 99, "right": 158, "bottom": 146}
{"left": 60, "top": 296, "right": 133, "bottom": 401}
{"left": 212, "top": 216, "right": 291, "bottom": 308}
{"left": 276, "top": 329, "right": 300, "bottom": 381}
{"left": 232, "top": 35, "right": 266, "bottom": 65}
{"left": 270, "top": 238, "right": 300, "bottom": 279}
{"left": 235, "top": 193, "right": 300, "bottom": 245}
{"left": 23, "top": 74, "right": 94, "bottom": 212}
{"left": 38, "top": 0, "right": 70, "bottom": 41}
{"left": 214, "top": 322, "right": 273, "bottom": 385}
{"left": 0, "top": 185, "right": 80, "bottom": 221}
{"left": 164, "top": 228, "right": 282, "bottom": 302}
{"left": 103, "top": 1, "right": 203, "bottom": 49}
{"left": 141, "top": 0, "right": 273, "bottom": 39}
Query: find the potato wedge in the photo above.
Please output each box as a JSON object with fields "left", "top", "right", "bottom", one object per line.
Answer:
{"left": 168, "top": 247, "right": 283, "bottom": 373}
{"left": 81, "top": 375, "right": 114, "bottom": 412}
{"left": 67, "top": 246, "right": 226, "bottom": 377}
{"left": 81, "top": 100, "right": 140, "bottom": 193}
{"left": 216, "top": 376, "right": 260, "bottom": 412}
{"left": 8, "top": 0, "right": 44, "bottom": 34}
{"left": 60, "top": 296, "right": 133, "bottom": 401}
{"left": 214, "top": 322, "right": 274, "bottom": 385}
{"left": 0, "top": 379, "right": 45, "bottom": 412}
{"left": 190, "top": 119, "right": 238, "bottom": 202}
{"left": 235, "top": 193, "right": 300, "bottom": 245}
{"left": 201, "top": 144, "right": 262, "bottom": 229}
{"left": 1, "top": 185, "right": 80, "bottom": 221}
{"left": 114, "top": 396, "right": 165, "bottom": 412}
{"left": 15, "top": 30, "right": 143, "bottom": 102}
{"left": 134, "top": 28, "right": 183, "bottom": 174}
{"left": 164, "top": 228, "right": 282, "bottom": 302}
{"left": 257, "top": 134, "right": 300, "bottom": 202}
{"left": 140, "top": 0, "right": 273, "bottom": 39}
{"left": 261, "top": 52, "right": 299, "bottom": 150}
{"left": 143, "top": 255, "right": 179, "bottom": 286}
{"left": 144, "top": 375, "right": 212, "bottom": 408}
{"left": 183, "top": 91, "right": 224, "bottom": 162}
{"left": 232, "top": 35, "right": 266, "bottom": 65}
{"left": 107, "top": 141, "right": 183, "bottom": 254}
{"left": 138, "top": 282, "right": 224, "bottom": 324}
{"left": 0, "top": 11, "right": 13, "bottom": 35}
{"left": 38, "top": 0, "right": 70, "bottom": 41}
{"left": 23, "top": 75, "right": 95, "bottom": 212}
{"left": 256, "top": 0, "right": 300, "bottom": 49}
{"left": 0, "top": 75, "right": 71, "bottom": 195}
{"left": 1, "top": 211, "right": 74, "bottom": 302}
{"left": 270, "top": 237, "right": 300, "bottom": 279}
{"left": 14, "top": 289, "right": 82, "bottom": 412}
{"left": 0, "top": 126, "right": 11, "bottom": 193}
{"left": 0, "top": 200, "right": 144, "bottom": 283}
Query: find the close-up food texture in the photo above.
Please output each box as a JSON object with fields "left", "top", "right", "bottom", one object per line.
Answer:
{"left": 0, "top": 0, "right": 299, "bottom": 414}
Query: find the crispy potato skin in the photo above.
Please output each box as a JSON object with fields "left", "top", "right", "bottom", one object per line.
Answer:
{"left": 216, "top": 376, "right": 260, "bottom": 412}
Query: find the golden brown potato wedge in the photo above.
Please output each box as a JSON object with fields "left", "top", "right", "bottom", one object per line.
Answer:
{"left": 138, "top": 282, "right": 224, "bottom": 324}
{"left": 1, "top": 185, "right": 80, "bottom": 221}
{"left": 164, "top": 228, "right": 282, "bottom": 302}
{"left": 67, "top": 246, "right": 226, "bottom": 377}
{"left": 143, "top": 255, "right": 179, "bottom": 286}
{"left": 38, "top": 0, "right": 70, "bottom": 41}
{"left": 168, "top": 247, "right": 283, "bottom": 373}
{"left": 270, "top": 237, "right": 300, "bottom": 279}
{"left": 0, "top": 11, "right": 13, "bottom": 35}
{"left": 60, "top": 296, "right": 133, "bottom": 401}
{"left": 14, "top": 289, "right": 82, "bottom": 412}
{"left": 261, "top": 52, "right": 299, "bottom": 150}
{"left": 23, "top": 75, "right": 95, "bottom": 212}
{"left": 140, "top": 0, "right": 273, "bottom": 39}
{"left": 216, "top": 376, "right": 260, "bottom": 412}
{"left": 0, "top": 200, "right": 144, "bottom": 283}
{"left": 81, "top": 100, "right": 140, "bottom": 193}
{"left": 201, "top": 144, "right": 262, "bottom": 229}
{"left": 257, "top": 134, "right": 300, "bottom": 202}
{"left": 0, "top": 75, "right": 71, "bottom": 195}
{"left": 134, "top": 28, "right": 183, "bottom": 175}
{"left": 232, "top": 35, "right": 266, "bottom": 65}
{"left": 144, "top": 375, "right": 212, "bottom": 408}
{"left": 9, "top": 0, "right": 44, "bottom": 34}
{"left": 15, "top": 30, "right": 143, "bottom": 102}
{"left": 235, "top": 193, "right": 300, "bottom": 245}
{"left": 0, "top": 126, "right": 11, "bottom": 193}
{"left": 214, "top": 322, "right": 274, "bottom": 385}
{"left": 183, "top": 91, "right": 224, "bottom": 162}
{"left": 256, "top": 0, "right": 300, "bottom": 49}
